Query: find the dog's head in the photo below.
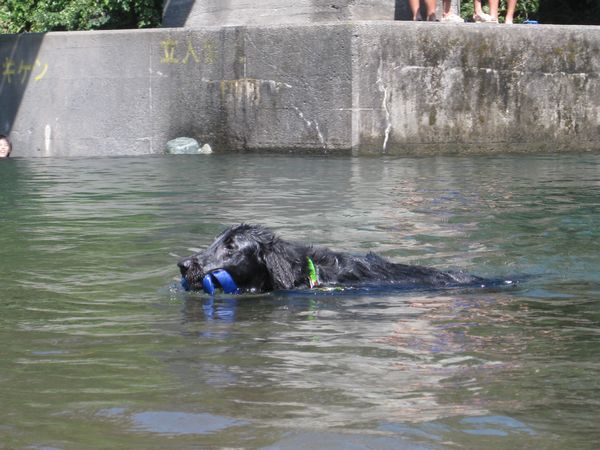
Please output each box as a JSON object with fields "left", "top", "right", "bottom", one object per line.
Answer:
{"left": 178, "top": 224, "right": 298, "bottom": 293}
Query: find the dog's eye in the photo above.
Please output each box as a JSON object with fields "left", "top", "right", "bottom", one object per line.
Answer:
{"left": 225, "top": 241, "right": 236, "bottom": 251}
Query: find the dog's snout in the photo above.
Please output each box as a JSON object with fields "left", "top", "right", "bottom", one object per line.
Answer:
{"left": 178, "top": 258, "right": 193, "bottom": 275}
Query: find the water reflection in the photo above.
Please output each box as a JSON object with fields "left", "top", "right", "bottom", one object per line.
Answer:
{"left": 174, "top": 286, "right": 528, "bottom": 428}
{"left": 97, "top": 407, "right": 247, "bottom": 435}
{"left": 458, "top": 415, "right": 536, "bottom": 436}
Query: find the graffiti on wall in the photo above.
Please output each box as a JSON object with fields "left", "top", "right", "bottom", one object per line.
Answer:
{"left": 160, "top": 38, "right": 217, "bottom": 65}
{"left": 2, "top": 57, "right": 48, "bottom": 84}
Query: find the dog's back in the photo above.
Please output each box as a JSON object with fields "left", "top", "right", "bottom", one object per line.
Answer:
{"left": 308, "top": 248, "right": 484, "bottom": 288}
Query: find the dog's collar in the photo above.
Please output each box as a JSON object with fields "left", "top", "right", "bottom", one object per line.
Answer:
{"left": 307, "top": 257, "right": 320, "bottom": 288}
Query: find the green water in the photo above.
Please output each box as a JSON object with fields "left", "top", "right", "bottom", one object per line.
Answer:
{"left": 0, "top": 154, "right": 599, "bottom": 449}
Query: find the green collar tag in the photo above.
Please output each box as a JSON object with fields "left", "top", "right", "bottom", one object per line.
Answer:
{"left": 307, "top": 257, "right": 320, "bottom": 288}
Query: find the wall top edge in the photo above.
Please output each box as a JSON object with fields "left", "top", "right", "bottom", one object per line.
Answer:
{"left": 1, "top": 20, "right": 600, "bottom": 40}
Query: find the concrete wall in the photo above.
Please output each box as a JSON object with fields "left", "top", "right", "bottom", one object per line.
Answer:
{"left": 163, "top": 0, "right": 393, "bottom": 26}
{"left": 354, "top": 23, "right": 600, "bottom": 154}
{"left": 162, "top": 0, "right": 460, "bottom": 27}
{"left": 1, "top": 22, "right": 600, "bottom": 157}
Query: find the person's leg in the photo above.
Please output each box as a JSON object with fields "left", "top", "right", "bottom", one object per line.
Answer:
{"left": 425, "top": 0, "right": 437, "bottom": 21}
{"left": 505, "top": 0, "right": 517, "bottom": 23}
{"left": 441, "top": 0, "right": 464, "bottom": 21}
{"left": 473, "top": 0, "right": 485, "bottom": 17}
{"left": 443, "top": 0, "right": 451, "bottom": 16}
{"left": 409, "top": 0, "right": 421, "bottom": 20}
{"left": 488, "top": 0, "right": 499, "bottom": 20}
{"left": 473, "top": 0, "right": 498, "bottom": 22}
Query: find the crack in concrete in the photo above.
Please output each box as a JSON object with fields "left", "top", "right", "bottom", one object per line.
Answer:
{"left": 292, "top": 105, "right": 325, "bottom": 146}
{"left": 377, "top": 56, "right": 392, "bottom": 153}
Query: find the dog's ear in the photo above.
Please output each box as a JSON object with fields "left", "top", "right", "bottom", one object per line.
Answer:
{"left": 260, "top": 239, "right": 296, "bottom": 290}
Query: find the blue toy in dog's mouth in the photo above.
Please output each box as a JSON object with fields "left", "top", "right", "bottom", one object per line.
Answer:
{"left": 203, "top": 269, "right": 239, "bottom": 294}
{"left": 181, "top": 269, "right": 239, "bottom": 294}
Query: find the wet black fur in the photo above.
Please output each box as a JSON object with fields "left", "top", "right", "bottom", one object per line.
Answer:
{"left": 178, "top": 224, "right": 485, "bottom": 293}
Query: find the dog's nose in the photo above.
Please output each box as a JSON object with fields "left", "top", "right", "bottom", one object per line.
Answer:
{"left": 178, "top": 258, "right": 192, "bottom": 275}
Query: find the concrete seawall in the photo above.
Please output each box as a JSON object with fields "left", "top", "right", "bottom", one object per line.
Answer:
{"left": 1, "top": 22, "right": 599, "bottom": 157}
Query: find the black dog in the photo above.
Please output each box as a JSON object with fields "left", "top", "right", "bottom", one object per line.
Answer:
{"left": 178, "top": 224, "right": 487, "bottom": 293}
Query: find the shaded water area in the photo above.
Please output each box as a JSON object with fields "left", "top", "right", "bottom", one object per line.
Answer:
{"left": 1, "top": 153, "right": 599, "bottom": 449}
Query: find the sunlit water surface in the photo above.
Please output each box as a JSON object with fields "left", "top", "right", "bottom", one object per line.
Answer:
{"left": 1, "top": 154, "right": 599, "bottom": 449}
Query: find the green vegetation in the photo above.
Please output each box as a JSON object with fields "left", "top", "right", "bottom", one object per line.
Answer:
{"left": 460, "top": 0, "right": 539, "bottom": 23}
{"left": 0, "top": 0, "right": 162, "bottom": 33}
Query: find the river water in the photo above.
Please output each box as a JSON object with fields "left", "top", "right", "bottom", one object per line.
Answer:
{"left": 1, "top": 154, "right": 599, "bottom": 449}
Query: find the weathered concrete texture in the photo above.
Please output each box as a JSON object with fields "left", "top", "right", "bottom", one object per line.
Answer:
{"left": 1, "top": 25, "right": 354, "bottom": 156}
{"left": 353, "top": 22, "right": 600, "bottom": 154}
{"left": 1, "top": 31, "right": 162, "bottom": 156}
{"left": 1, "top": 22, "right": 599, "bottom": 157}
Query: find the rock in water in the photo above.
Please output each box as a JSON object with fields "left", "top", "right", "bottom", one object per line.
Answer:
{"left": 199, "top": 143, "right": 213, "bottom": 154}
{"left": 166, "top": 137, "right": 199, "bottom": 154}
